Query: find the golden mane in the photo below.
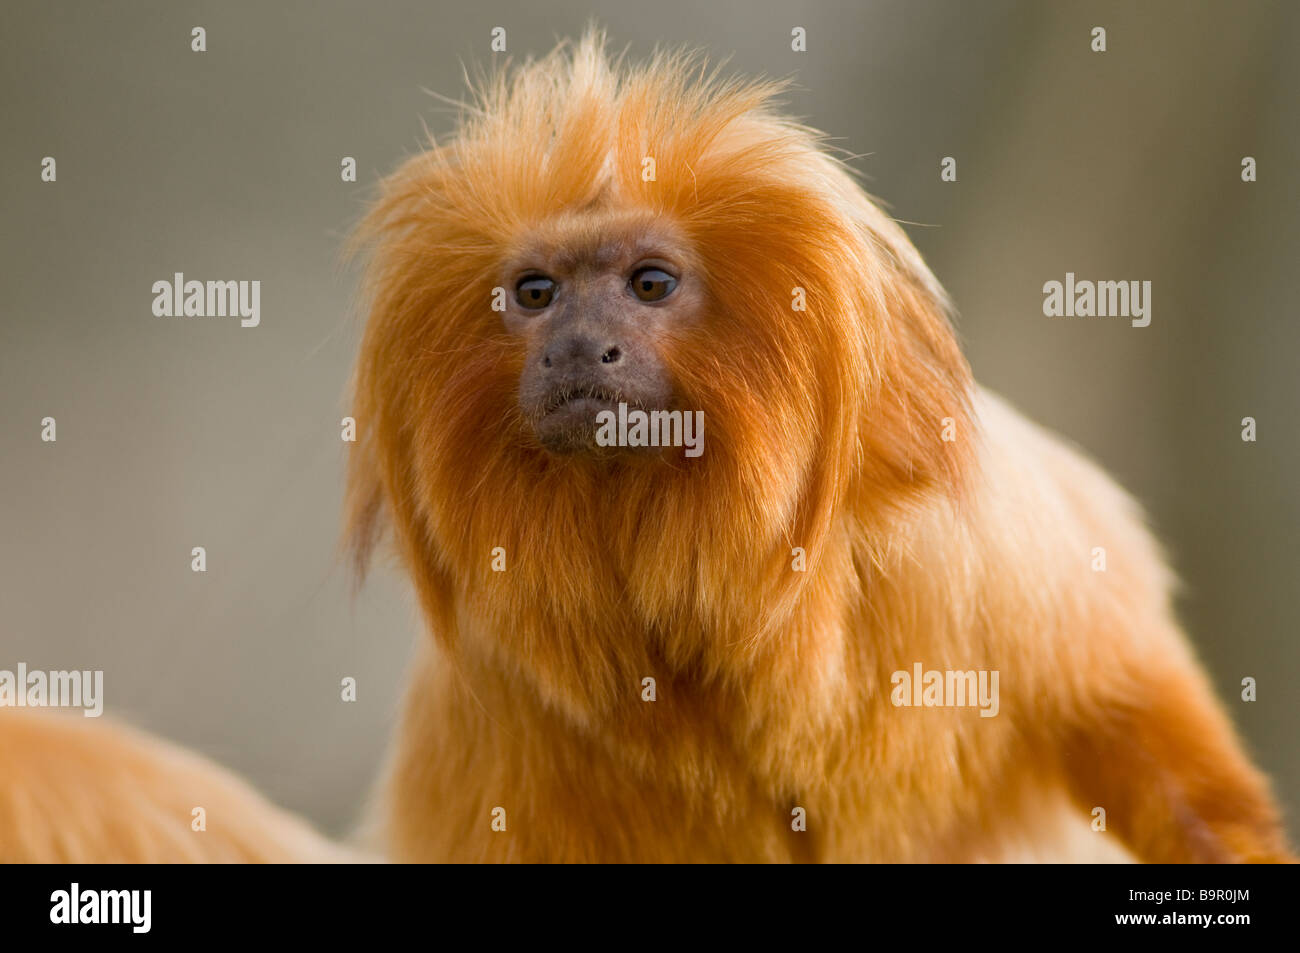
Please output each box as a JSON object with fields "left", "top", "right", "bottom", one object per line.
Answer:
{"left": 346, "top": 30, "right": 972, "bottom": 720}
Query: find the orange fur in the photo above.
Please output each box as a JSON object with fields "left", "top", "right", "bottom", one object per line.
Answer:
{"left": 0, "top": 32, "right": 1288, "bottom": 865}
{"left": 0, "top": 710, "right": 352, "bottom": 862}
{"left": 349, "top": 33, "right": 1292, "bottom": 863}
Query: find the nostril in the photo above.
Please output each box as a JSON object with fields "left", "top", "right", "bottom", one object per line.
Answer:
{"left": 601, "top": 347, "right": 621, "bottom": 364}
{"left": 542, "top": 354, "right": 552, "bottom": 368}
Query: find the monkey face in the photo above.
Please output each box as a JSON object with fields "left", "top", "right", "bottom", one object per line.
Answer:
{"left": 504, "top": 218, "right": 703, "bottom": 455}
{"left": 348, "top": 44, "right": 972, "bottom": 642}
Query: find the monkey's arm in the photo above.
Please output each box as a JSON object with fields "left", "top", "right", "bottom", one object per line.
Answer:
{"left": 1059, "top": 658, "right": 1293, "bottom": 863}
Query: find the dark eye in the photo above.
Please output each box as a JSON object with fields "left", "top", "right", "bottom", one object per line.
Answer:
{"left": 630, "top": 267, "right": 677, "bottom": 302}
{"left": 516, "top": 276, "right": 556, "bottom": 309}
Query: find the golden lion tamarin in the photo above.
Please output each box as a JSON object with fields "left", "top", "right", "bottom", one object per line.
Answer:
{"left": 342, "top": 33, "right": 1293, "bottom": 862}
{"left": 0, "top": 32, "right": 1290, "bottom": 864}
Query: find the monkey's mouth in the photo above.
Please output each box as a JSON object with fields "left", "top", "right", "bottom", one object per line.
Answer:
{"left": 539, "top": 383, "right": 625, "bottom": 417}
{"left": 530, "top": 383, "right": 656, "bottom": 454}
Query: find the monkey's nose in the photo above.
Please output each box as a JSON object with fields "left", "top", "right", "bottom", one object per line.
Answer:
{"left": 541, "top": 334, "right": 622, "bottom": 370}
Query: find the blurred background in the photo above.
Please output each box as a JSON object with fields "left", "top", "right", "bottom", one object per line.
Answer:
{"left": 2, "top": 0, "right": 1296, "bottom": 838}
